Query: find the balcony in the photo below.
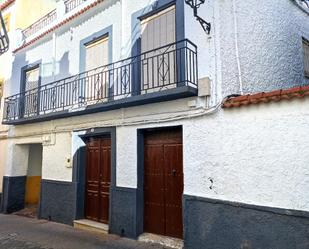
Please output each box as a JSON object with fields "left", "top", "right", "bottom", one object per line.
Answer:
{"left": 3, "top": 39, "right": 198, "bottom": 125}
{"left": 21, "top": 0, "right": 88, "bottom": 39}
{"left": 64, "top": 0, "right": 87, "bottom": 13}
{"left": 22, "top": 9, "right": 57, "bottom": 39}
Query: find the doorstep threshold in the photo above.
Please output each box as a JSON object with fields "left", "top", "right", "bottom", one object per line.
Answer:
{"left": 74, "top": 219, "right": 108, "bottom": 234}
{"left": 138, "top": 233, "right": 183, "bottom": 249}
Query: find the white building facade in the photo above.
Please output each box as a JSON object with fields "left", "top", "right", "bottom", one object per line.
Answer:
{"left": 1, "top": 0, "right": 309, "bottom": 248}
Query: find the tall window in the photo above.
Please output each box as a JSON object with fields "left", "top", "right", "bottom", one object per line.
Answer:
{"left": 23, "top": 66, "right": 40, "bottom": 117}
{"left": 24, "top": 67, "right": 40, "bottom": 92}
{"left": 303, "top": 38, "right": 309, "bottom": 78}
{"left": 140, "top": 5, "right": 176, "bottom": 92}
{"left": 85, "top": 36, "right": 109, "bottom": 71}
{"left": 84, "top": 35, "right": 109, "bottom": 102}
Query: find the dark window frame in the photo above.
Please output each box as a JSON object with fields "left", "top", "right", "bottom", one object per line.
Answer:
{"left": 19, "top": 62, "right": 41, "bottom": 118}
{"left": 303, "top": 38, "right": 309, "bottom": 78}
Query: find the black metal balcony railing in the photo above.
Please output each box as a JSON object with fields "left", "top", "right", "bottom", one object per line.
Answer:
{"left": 22, "top": 9, "right": 57, "bottom": 38}
{"left": 64, "top": 0, "right": 87, "bottom": 13}
{"left": 0, "top": 11, "right": 9, "bottom": 55}
{"left": 3, "top": 39, "right": 198, "bottom": 123}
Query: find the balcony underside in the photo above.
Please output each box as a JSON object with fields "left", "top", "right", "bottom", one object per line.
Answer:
{"left": 3, "top": 86, "right": 197, "bottom": 125}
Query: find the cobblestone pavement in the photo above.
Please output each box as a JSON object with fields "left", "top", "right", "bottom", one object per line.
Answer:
{"left": 0, "top": 214, "right": 170, "bottom": 249}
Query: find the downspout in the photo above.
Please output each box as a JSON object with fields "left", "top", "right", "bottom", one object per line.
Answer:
{"left": 232, "top": 0, "right": 243, "bottom": 95}
{"left": 52, "top": 32, "right": 57, "bottom": 80}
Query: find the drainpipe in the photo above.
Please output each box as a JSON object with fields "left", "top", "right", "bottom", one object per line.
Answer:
{"left": 232, "top": 0, "right": 243, "bottom": 95}
{"left": 52, "top": 32, "right": 57, "bottom": 80}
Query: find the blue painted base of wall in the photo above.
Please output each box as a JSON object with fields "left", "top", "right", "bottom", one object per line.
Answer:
{"left": 40, "top": 181, "right": 143, "bottom": 236}
{"left": 2, "top": 176, "right": 26, "bottom": 214}
{"left": 183, "top": 195, "right": 309, "bottom": 249}
{"left": 40, "top": 179, "right": 76, "bottom": 225}
{"left": 0, "top": 192, "right": 2, "bottom": 212}
{"left": 109, "top": 187, "right": 143, "bottom": 239}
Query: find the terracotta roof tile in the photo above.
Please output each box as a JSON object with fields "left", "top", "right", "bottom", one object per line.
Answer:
{"left": 222, "top": 85, "right": 309, "bottom": 108}
{"left": 0, "top": 0, "right": 14, "bottom": 11}
{"left": 13, "top": 0, "right": 104, "bottom": 53}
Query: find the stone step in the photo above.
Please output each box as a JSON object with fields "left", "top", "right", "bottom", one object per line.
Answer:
{"left": 138, "top": 233, "right": 183, "bottom": 249}
{"left": 73, "top": 219, "right": 109, "bottom": 234}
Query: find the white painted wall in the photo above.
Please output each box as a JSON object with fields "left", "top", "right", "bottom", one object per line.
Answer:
{"left": 116, "top": 126, "right": 137, "bottom": 188}
{"left": 183, "top": 99, "right": 309, "bottom": 212}
{"left": 218, "top": 0, "right": 309, "bottom": 95}
{"left": 114, "top": 97, "right": 309, "bottom": 213}
{"left": 27, "top": 144, "right": 42, "bottom": 176}
{"left": 5, "top": 142, "right": 29, "bottom": 176}
{"left": 42, "top": 132, "right": 72, "bottom": 181}
{"left": 185, "top": 0, "right": 309, "bottom": 99}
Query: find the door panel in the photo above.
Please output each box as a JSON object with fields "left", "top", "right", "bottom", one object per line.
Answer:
{"left": 85, "top": 141, "right": 100, "bottom": 221}
{"left": 144, "top": 144, "right": 165, "bottom": 235}
{"left": 164, "top": 144, "right": 183, "bottom": 238}
{"left": 144, "top": 128, "right": 183, "bottom": 239}
{"left": 85, "top": 137, "right": 111, "bottom": 224}
{"left": 99, "top": 138, "right": 111, "bottom": 223}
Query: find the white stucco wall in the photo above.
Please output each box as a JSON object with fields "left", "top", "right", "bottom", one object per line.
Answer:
{"left": 114, "top": 97, "right": 309, "bottom": 213}
{"left": 42, "top": 132, "right": 72, "bottom": 181}
{"left": 27, "top": 144, "right": 42, "bottom": 176}
{"left": 185, "top": 0, "right": 309, "bottom": 99}
{"left": 218, "top": 0, "right": 309, "bottom": 95}
{"left": 116, "top": 126, "right": 137, "bottom": 188}
{"left": 183, "top": 99, "right": 309, "bottom": 211}
{"left": 5, "top": 142, "right": 30, "bottom": 176}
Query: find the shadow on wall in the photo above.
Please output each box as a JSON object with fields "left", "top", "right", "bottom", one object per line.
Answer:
{"left": 40, "top": 52, "right": 70, "bottom": 84}
{"left": 10, "top": 50, "right": 71, "bottom": 96}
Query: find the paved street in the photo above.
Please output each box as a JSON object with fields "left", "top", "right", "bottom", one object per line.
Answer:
{"left": 0, "top": 214, "right": 169, "bottom": 249}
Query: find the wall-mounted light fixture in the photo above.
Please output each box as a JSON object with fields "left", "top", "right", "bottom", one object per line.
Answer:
{"left": 185, "top": 0, "right": 211, "bottom": 35}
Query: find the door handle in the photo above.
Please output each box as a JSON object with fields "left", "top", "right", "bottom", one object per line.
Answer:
{"left": 172, "top": 169, "right": 176, "bottom": 176}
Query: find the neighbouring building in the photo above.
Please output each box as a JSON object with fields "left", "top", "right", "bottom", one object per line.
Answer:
{"left": 0, "top": 0, "right": 309, "bottom": 248}
{"left": 0, "top": 0, "right": 57, "bottom": 212}
{"left": 0, "top": 0, "right": 15, "bottom": 206}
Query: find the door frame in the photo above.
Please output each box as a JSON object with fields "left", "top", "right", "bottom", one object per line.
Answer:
{"left": 137, "top": 125, "right": 183, "bottom": 237}
{"left": 73, "top": 127, "right": 116, "bottom": 225}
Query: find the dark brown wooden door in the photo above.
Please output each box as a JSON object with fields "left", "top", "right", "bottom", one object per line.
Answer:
{"left": 144, "top": 128, "right": 183, "bottom": 239}
{"left": 85, "top": 137, "right": 111, "bottom": 224}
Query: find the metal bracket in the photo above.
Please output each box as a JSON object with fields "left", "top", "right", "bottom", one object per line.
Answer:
{"left": 185, "top": 0, "right": 211, "bottom": 35}
{"left": 196, "top": 16, "right": 211, "bottom": 35}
